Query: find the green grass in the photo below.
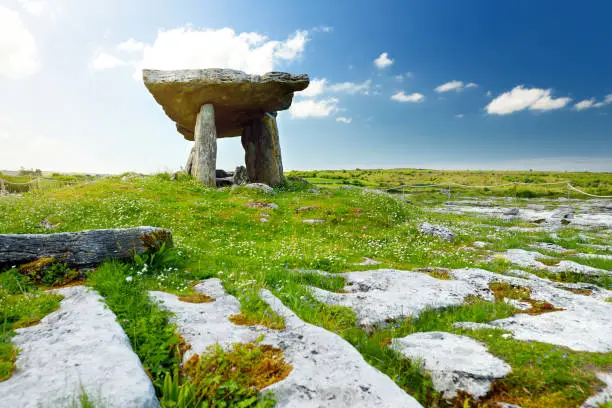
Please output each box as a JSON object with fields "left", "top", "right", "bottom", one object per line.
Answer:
{"left": 466, "top": 329, "right": 612, "bottom": 408}
{"left": 87, "top": 261, "right": 184, "bottom": 390}
{"left": 2, "top": 171, "right": 612, "bottom": 407}
{"left": 0, "top": 286, "right": 63, "bottom": 381}
{"left": 288, "top": 168, "right": 612, "bottom": 198}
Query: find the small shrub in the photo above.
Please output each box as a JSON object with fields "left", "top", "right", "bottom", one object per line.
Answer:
{"left": 18, "top": 258, "right": 81, "bottom": 287}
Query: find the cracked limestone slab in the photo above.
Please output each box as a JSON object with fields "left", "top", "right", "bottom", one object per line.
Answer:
{"left": 433, "top": 199, "right": 612, "bottom": 230}
{"left": 581, "top": 372, "right": 612, "bottom": 408}
{"left": 391, "top": 332, "right": 511, "bottom": 399}
{"left": 150, "top": 279, "right": 423, "bottom": 407}
{"left": 530, "top": 242, "right": 612, "bottom": 260}
{"left": 149, "top": 278, "right": 265, "bottom": 359}
{"left": 310, "top": 269, "right": 486, "bottom": 326}
{"left": 496, "top": 249, "right": 608, "bottom": 276}
{"left": 0, "top": 286, "right": 159, "bottom": 408}
{"left": 450, "top": 268, "right": 612, "bottom": 352}
{"left": 259, "top": 289, "right": 423, "bottom": 408}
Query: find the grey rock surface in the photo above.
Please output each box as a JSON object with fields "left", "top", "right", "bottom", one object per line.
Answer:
{"left": 245, "top": 182, "right": 275, "bottom": 195}
{"left": 150, "top": 279, "right": 262, "bottom": 360}
{"left": 245, "top": 201, "right": 279, "bottom": 210}
{"left": 150, "top": 279, "right": 423, "bottom": 407}
{"left": 503, "top": 208, "right": 520, "bottom": 216}
{"left": 497, "top": 248, "right": 608, "bottom": 276}
{"left": 450, "top": 268, "right": 612, "bottom": 352}
{"left": 391, "top": 332, "right": 511, "bottom": 399}
{"left": 260, "top": 290, "right": 423, "bottom": 408}
{"left": 143, "top": 69, "right": 309, "bottom": 140}
{"left": 358, "top": 257, "right": 382, "bottom": 266}
{"left": 581, "top": 372, "right": 612, "bottom": 408}
{"left": 419, "top": 222, "right": 455, "bottom": 242}
{"left": 302, "top": 219, "right": 326, "bottom": 224}
{"left": 432, "top": 199, "right": 612, "bottom": 230}
{"left": 0, "top": 286, "right": 159, "bottom": 408}
{"left": 311, "top": 269, "right": 483, "bottom": 326}
{"left": 233, "top": 165, "right": 248, "bottom": 185}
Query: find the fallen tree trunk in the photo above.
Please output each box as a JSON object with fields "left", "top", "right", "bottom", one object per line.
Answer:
{"left": 0, "top": 227, "right": 172, "bottom": 268}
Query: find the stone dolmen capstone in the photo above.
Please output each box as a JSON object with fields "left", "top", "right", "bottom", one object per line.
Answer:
{"left": 143, "top": 69, "right": 309, "bottom": 187}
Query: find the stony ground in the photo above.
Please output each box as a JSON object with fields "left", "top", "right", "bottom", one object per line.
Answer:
{"left": 0, "top": 174, "right": 611, "bottom": 408}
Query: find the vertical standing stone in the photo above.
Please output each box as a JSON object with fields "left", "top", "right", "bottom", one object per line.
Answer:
{"left": 185, "top": 146, "right": 195, "bottom": 175}
{"left": 241, "top": 112, "right": 284, "bottom": 186}
{"left": 192, "top": 104, "right": 217, "bottom": 187}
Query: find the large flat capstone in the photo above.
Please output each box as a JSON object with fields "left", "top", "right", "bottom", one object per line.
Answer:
{"left": 143, "top": 69, "right": 309, "bottom": 140}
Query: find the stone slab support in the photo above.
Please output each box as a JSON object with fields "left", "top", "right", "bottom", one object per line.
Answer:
{"left": 192, "top": 104, "right": 217, "bottom": 186}
{"left": 185, "top": 146, "right": 195, "bottom": 175}
{"left": 241, "top": 112, "right": 284, "bottom": 186}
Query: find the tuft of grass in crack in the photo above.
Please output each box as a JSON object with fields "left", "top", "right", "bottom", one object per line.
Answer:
{"left": 488, "top": 282, "right": 564, "bottom": 316}
{"left": 160, "top": 337, "right": 288, "bottom": 408}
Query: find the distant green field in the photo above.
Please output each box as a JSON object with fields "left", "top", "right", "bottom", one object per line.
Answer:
{"left": 287, "top": 168, "right": 612, "bottom": 198}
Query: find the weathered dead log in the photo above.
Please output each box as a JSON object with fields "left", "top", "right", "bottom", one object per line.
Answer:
{"left": 0, "top": 227, "right": 172, "bottom": 268}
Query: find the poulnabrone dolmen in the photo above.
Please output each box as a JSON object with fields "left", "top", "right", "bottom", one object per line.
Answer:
{"left": 143, "top": 69, "right": 310, "bottom": 187}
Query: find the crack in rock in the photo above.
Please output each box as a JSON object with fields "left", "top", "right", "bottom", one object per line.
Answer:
{"left": 150, "top": 279, "right": 423, "bottom": 407}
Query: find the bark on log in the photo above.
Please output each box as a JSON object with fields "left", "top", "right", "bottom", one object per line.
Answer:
{"left": 241, "top": 112, "right": 284, "bottom": 186}
{"left": 0, "top": 227, "right": 172, "bottom": 268}
{"left": 192, "top": 104, "right": 217, "bottom": 186}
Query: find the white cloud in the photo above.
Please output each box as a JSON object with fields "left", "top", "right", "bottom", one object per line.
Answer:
{"left": 336, "top": 116, "right": 352, "bottom": 124}
{"left": 93, "top": 27, "right": 310, "bottom": 76}
{"left": 91, "top": 52, "right": 127, "bottom": 70}
{"left": 299, "top": 78, "right": 327, "bottom": 97}
{"left": 374, "top": 52, "right": 393, "bottom": 69}
{"left": 486, "top": 86, "right": 571, "bottom": 115}
{"left": 297, "top": 78, "right": 371, "bottom": 97}
{"left": 530, "top": 95, "right": 572, "bottom": 111}
{"left": 435, "top": 80, "right": 464, "bottom": 93}
{"left": 116, "top": 38, "right": 146, "bottom": 53}
{"left": 274, "top": 30, "right": 308, "bottom": 60}
{"left": 454, "top": 114, "right": 464, "bottom": 118}
{"left": 435, "top": 80, "right": 479, "bottom": 93}
{"left": 486, "top": 90, "right": 493, "bottom": 97}
{"left": 0, "top": 6, "right": 40, "bottom": 79}
{"left": 574, "top": 97, "right": 611, "bottom": 111}
{"left": 16, "top": 0, "right": 44, "bottom": 15}
{"left": 289, "top": 98, "right": 339, "bottom": 118}
{"left": 391, "top": 91, "right": 424, "bottom": 103}
{"left": 328, "top": 79, "right": 371, "bottom": 95}
{"left": 574, "top": 99, "right": 596, "bottom": 110}
{"left": 394, "top": 72, "right": 413, "bottom": 82}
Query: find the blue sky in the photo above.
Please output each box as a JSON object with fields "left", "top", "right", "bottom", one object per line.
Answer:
{"left": 1, "top": 0, "right": 611, "bottom": 173}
